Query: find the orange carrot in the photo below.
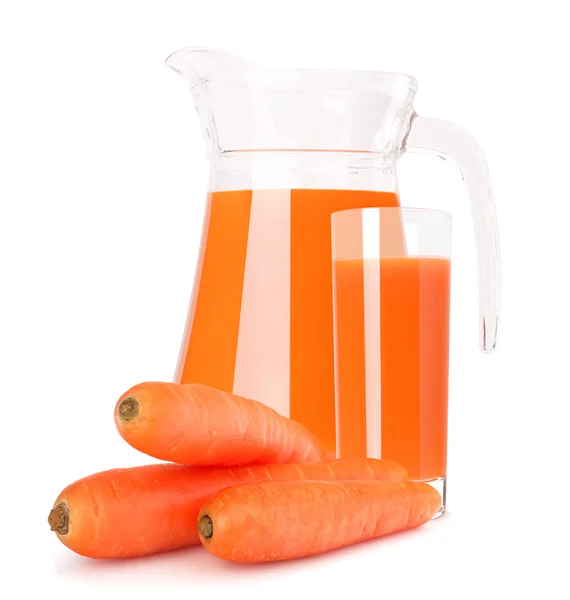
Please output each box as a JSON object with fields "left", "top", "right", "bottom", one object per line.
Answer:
{"left": 114, "top": 382, "right": 325, "bottom": 465}
{"left": 198, "top": 480, "right": 441, "bottom": 562}
{"left": 48, "top": 458, "right": 407, "bottom": 558}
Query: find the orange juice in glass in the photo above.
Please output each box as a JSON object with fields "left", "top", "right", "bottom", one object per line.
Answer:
{"left": 332, "top": 208, "right": 451, "bottom": 516}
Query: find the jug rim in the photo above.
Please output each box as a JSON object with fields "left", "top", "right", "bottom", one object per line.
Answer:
{"left": 165, "top": 46, "right": 418, "bottom": 94}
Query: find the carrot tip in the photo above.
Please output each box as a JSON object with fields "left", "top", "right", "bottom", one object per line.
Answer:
{"left": 48, "top": 502, "right": 69, "bottom": 535}
{"left": 118, "top": 397, "right": 140, "bottom": 421}
{"left": 198, "top": 515, "right": 213, "bottom": 540}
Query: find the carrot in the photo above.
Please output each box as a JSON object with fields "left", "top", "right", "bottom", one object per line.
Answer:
{"left": 114, "top": 382, "right": 325, "bottom": 465}
{"left": 48, "top": 458, "right": 407, "bottom": 559}
{"left": 198, "top": 480, "right": 441, "bottom": 562}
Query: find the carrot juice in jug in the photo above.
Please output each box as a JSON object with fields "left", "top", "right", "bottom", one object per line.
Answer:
{"left": 176, "top": 189, "right": 400, "bottom": 454}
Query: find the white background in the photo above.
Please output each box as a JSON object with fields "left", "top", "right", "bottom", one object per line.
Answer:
{"left": 1, "top": 1, "right": 569, "bottom": 598}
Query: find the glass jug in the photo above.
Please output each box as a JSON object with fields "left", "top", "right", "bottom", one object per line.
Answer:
{"left": 166, "top": 47, "right": 500, "bottom": 456}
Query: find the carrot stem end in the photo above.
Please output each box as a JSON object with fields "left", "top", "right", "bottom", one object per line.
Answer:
{"left": 118, "top": 397, "right": 140, "bottom": 421}
{"left": 48, "top": 502, "right": 69, "bottom": 535}
{"left": 198, "top": 515, "right": 213, "bottom": 540}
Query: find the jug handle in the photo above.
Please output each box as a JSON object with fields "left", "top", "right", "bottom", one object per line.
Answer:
{"left": 405, "top": 114, "right": 500, "bottom": 353}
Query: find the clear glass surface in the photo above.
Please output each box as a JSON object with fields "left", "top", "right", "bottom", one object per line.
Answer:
{"left": 332, "top": 208, "right": 451, "bottom": 514}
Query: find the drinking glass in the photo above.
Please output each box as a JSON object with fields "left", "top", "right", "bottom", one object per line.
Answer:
{"left": 332, "top": 207, "right": 451, "bottom": 516}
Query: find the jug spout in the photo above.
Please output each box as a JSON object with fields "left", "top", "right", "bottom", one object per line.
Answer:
{"left": 165, "top": 47, "right": 253, "bottom": 90}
